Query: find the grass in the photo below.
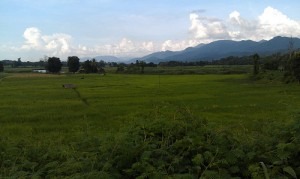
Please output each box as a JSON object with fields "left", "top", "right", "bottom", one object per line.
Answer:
{"left": 1, "top": 72, "right": 300, "bottom": 177}
{"left": 1, "top": 73, "right": 299, "bottom": 139}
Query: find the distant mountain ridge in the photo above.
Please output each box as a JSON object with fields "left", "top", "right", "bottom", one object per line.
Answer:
{"left": 80, "top": 55, "right": 121, "bottom": 62}
{"left": 135, "top": 36, "right": 300, "bottom": 63}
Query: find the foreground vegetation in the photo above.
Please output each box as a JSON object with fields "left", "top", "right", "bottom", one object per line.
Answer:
{"left": 0, "top": 73, "right": 300, "bottom": 178}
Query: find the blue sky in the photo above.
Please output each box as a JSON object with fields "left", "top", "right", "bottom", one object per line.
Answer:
{"left": 1, "top": 0, "right": 300, "bottom": 61}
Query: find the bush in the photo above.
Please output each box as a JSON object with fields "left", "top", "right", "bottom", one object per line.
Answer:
{"left": 1, "top": 107, "right": 299, "bottom": 178}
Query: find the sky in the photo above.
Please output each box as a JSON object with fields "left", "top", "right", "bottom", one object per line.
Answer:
{"left": 1, "top": 0, "right": 300, "bottom": 61}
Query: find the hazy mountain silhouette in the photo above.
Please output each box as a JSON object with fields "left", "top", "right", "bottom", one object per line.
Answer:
{"left": 136, "top": 36, "right": 300, "bottom": 63}
{"left": 80, "top": 55, "right": 121, "bottom": 62}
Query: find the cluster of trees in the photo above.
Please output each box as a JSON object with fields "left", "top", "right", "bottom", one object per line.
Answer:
{"left": 157, "top": 56, "right": 255, "bottom": 67}
{"left": 43, "top": 56, "right": 105, "bottom": 74}
{"left": 0, "top": 58, "right": 46, "bottom": 68}
{"left": 80, "top": 59, "right": 105, "bottom": 74}
{"left": 2, "top": 50, "right": 300, "bottom": 80}
{"left": 0, "top": 61, "right": 3, "bottom": 72}
{"left": 248, "top": 50, "right": 300, "bottom": 83}
{"left": 283, "top": 52, "right": 300, "bottom": 83}
{"left": 116, "top": 60, "right": 156, "bottom": 74}
{"left": 159, "top": 61, "right": 208, "bottom": 67}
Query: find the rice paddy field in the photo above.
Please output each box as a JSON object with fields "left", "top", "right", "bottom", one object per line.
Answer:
{"left": 1, "top": 72, "right": 298, "bottom": 135}
{"left": 1, "top": 72, "right": 300, "bottom": 178}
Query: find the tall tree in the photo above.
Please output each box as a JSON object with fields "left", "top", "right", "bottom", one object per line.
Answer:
{"left": 17, "top": 58, "right": 22, "bottom": 67}
{"left": 140, "top": 61, "right": 145, "bottom": 74}
{"left": 253, "top": 53, "right": 260, "bottom": 75}
{"left": 46, "top": 57, "right": 62, "bottom": 73}
{"left": 67, "top": 56, "right": 80, "bottom": 73}
{"left": 291, "top": 54, "right": 300, "bottom": 82}
{"left": 0, "top": 61, "right": 4, "bottom": 72}
{"left": 91, "top": 59, "right": 98, "bottom": 73}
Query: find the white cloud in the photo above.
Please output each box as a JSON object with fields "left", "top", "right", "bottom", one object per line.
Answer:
{"left": 21, "top": 27, "right": 42, "bottom": 50}
{"left": 161, "top": 40, "right": 199, "bottom": 51}
{"left": 142, "top": 42, "right": 154, "bottom": 52}
{"left": 42, "top": 33, "right": 72, "bottom": 55}
{"left": 73, "top": 38, "right": 156, "bottom": 57}
{"left": 189, "top": 13, "right": 230, "bottom": 42}
{"left": 15, "top": 28, "right": 155, "bottom": 59}
{"left": 227, "top": 6, "right": 300, "bottom": 41}
{"left": 257, "top": 6, "right": 300, "bottom": 40}
{"left": 8, "top": 7, "right": 300, "bottom": 60}
{"left": 228, "top": 11, "right": 257, "bottom": 40}
{"left": 107, "top": 38, "right": 156, "bottom": 57}
{"left": 19, "top": 27, "right": 72, "bottom": 56}
{"left": 162, "top": 6, "right": 300, "bottom": 52}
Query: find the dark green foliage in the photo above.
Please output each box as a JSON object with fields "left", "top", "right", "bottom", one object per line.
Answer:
{"left": 116, "top": 64, "right": 125, "bottom": 73}
{"left": 253, "top": 53, "right": 260, "bottom": 75}
{"left": 1, "top": 107, "right": 299, "bottom": 178}
{"left": 1, "top": 74, "right": 300, "bottom": 178}
{"left": 263, "top": 59, "right": 279, "bottom": 71}
{"left": 67, "top": 56, "right": 80, "bottom": 73}
{"left": 0, "top": 61, "right": 3, "bottom": 72}
{"left": 291, "top": 54, "right": 300, "bottom": 82}
{"left": 98, "top": 60, "right": 105, "bottom": 68}
{"left": 17, "top": 58, "right": 22, "bottom": 67}
{"left": 95, "top": 113, "right": 300, "bottom": 178}
{"left": 46, "top": 57, "right": 62, "bottom": 73}
{"left": 81, "top": 59, "right": 98, "bottom": 73}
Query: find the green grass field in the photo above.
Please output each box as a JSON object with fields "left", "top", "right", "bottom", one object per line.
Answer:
{"left": 1, "top": 72, "right": 300, "bottom": 177}
{"left": 1, "top": 73, "right": 298, "bottom": 136}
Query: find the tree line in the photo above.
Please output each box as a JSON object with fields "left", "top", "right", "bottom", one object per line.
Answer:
{"left": 44, "top": 56, "right": 106, "bottom": 74}
{"left": 1, "top": 51, "right": 300, "bottom": 82}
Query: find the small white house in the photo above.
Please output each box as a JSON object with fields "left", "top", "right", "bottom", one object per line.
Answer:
{"left": 32, "top": 69, "right": 47, "bottom": 73}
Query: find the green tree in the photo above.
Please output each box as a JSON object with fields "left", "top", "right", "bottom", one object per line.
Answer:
{"left": 81, "top": 59, "right": 98, "bottom": 73}
{"left": 67, "top": 56, "right": 80, "bottom": 73}
{"left": 91, "top": 59, "right": 98, "bottom": 73}
{"left": 0, "top": 61, "right": 4, "bottom": 72}
{"left": 82, "top": 60, "right": 92, "bottom": 73}
{"left": 253, "top": 53, "right": 260, "bottom": 75}
{"left": 99, "top": 60, "right": 106, "bottom": 68}
{"left": 140, "top": 61, "right": 146, "bottom": 73}
{"left": 116, "top": 64, "right": 125, "bottom": 73}
{"left": 291, "top": 53, "right": 300, "bottom": 82}
{"left": 263, "top": 59, "right": 279, "bottom": 71}
{"left": 17, "top": 58, "right": 22, "bottom": 67}
{"left": 46, "top": 57, "right": 62, "bottom": 73}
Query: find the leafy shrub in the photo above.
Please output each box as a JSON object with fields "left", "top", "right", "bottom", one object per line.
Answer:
{"left": 1, "top": 107, "right": 299, "bottom": 178}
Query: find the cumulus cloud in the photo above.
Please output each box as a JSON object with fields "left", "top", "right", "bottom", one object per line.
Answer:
{"left": 10, "top": 7, "right": 300, "bottom": 60}
{"left": 73, "top": 38, "right": 156, "bottom": 57}
{"left": 20, "top": 27, "right": 72, "bottom": 56}
{"left": 227, "top": 6, "right": 300, "bottom": 41}
{"left": 257, "top": 6, "right": 300, "bottom": 39}
{"left": 16, "top": 28, "right": 155, "bottom": 58}
{"left": 21, "top": 27, "right": 42, "bottom": 49}
{"left": 42, "top": 33, "right": 72, "bottom": 54}
{"left": 228, "top": 11, "right": 258, "bottom": 40}
{"left": 189, "top": 13, "right": 230, "bottom": 42}
{"left": 107, "top": 38, "right": 155, "bottom": 56}
{"left": 161, "top": 40, "right": 199, "bottom": 51}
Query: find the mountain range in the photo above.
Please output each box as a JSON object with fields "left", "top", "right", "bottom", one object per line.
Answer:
{"left": 134, "top": 36, "right": 300, "bottom": 63}
{"left": 81, "top": 36, "right": 300, "bottom": 63}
